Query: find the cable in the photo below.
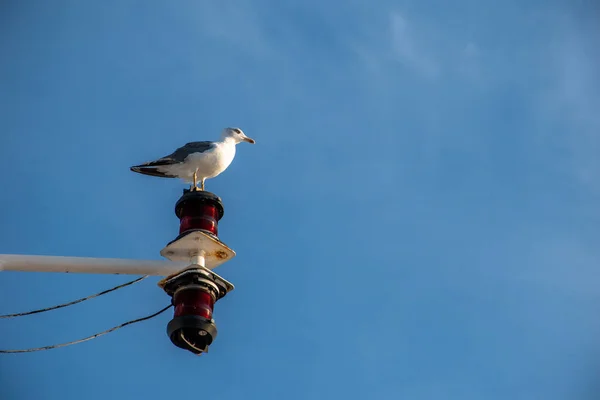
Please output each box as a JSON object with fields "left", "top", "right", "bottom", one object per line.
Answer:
{"left": 0, "top": 304, "right": 172, "bottom": 353}
{"left": 179, "top": 331, "right": 206, "bottom": 354}
{"left": 0, "top": 276, "right": 149, "bottom": 319}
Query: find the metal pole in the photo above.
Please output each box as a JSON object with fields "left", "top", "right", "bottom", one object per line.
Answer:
{"left": 0, "top": 254, "right": 190, "bottom": 276}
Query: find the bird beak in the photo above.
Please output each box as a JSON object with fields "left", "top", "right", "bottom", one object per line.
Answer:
{"left": 243, "top": 136, "right": 256, "bottom": 144}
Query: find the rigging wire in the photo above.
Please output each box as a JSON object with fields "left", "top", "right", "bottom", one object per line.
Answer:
{"left": 0, "top": 304, "right": 172, "bottom": 353}
{"left": 179, "top": 331, "right": 205, "bottom": 354}
{"left": 0, "top": 275, "right": 149, "bottom": 319}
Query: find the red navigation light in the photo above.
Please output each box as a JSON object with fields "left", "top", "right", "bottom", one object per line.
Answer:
{"left": 178, "top": 204, "right": 219, "bottom": 236}
{"left": 163, "top": 269, "right": 226, "bottom": 355}
{"left": 173, "top": 286, "right": 215, "bottom": 320}
{"left": 175, "top": 190, "right": 224, "bottom": 237}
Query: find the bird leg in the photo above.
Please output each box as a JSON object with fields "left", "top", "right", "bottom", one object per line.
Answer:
{"left": 200, "top": 178, "right": 205, "bottom": 191}
{"left": 191, "top": 171, "right": 198, "bottom": 191}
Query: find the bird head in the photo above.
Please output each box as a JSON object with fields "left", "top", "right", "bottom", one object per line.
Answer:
{"left": 222, "top": 127, "right": 255, "bottom": 144}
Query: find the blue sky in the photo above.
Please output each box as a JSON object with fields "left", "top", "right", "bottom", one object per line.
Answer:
{"left": 1, "top": 1, "right": 599, "bottom": 399}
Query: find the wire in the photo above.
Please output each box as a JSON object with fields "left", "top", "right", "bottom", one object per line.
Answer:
{"left": 0, "top": 276, "right": 149, "bottom": 319}
{"left": 179, "top": 331, "right": 206, "bottom": 354}
{"left": 0, "top": 304, "right": 172, "bottom": 353}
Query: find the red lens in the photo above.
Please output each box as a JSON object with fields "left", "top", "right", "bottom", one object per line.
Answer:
{"left": 173, "top": 288, "right": 215, "bottom": 320}
{"left": 179, "top": 204, "right": 219, "bottom": 236}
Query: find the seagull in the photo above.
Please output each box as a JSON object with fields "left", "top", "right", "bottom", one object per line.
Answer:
{"left": 130, "top": 127, "right": 255, "bottom": 191}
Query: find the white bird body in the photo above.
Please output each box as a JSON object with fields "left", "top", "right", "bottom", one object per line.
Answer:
{"left": 156, "top": 139, "right": 237, "bottom": 183}
{"left": 130, "top": 127, "right": 255, "bottom": 190}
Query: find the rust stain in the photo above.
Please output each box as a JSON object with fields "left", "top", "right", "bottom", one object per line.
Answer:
{"left": 214, "top": 251, "right": 227, "bottom": 260}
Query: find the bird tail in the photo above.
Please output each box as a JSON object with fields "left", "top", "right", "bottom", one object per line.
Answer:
{"left": 130, "top": 164, "right": 177, "bottom": 178}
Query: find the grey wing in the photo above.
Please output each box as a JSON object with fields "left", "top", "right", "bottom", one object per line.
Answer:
{"left": 140, "top": 141, "right": 216, "bottom": 166}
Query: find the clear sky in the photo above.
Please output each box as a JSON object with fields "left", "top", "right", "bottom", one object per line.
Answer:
{"left": 1, "top": 1, "right": 599, "bottom": 399}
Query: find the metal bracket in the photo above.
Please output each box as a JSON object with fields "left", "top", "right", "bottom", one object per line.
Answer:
{"left": 157, "top": 266, "right": 235, "bottom": 295}
{"left": 160, "top": 230, "right": 236, "bottom": 270}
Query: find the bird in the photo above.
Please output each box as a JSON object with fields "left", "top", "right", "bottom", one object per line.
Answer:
{"left": 130, "top": 127, "right": 255, "bottom": 191}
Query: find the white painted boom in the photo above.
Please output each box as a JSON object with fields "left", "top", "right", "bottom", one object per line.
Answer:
{"left": 0, "top": 254, "right": 190, "bottom": 276}
{"left": 0, "top": 231, "right": 235, "bottom": 276}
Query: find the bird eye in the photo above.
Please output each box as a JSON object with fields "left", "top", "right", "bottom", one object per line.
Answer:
{"left": 234, "top": 128, "right": 241, "bottom": 134}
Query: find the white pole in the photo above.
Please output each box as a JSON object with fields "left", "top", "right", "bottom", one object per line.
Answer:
{"left": 190, "top": 250, "right": 206, "bottom": 268}
{"left": 0, "top": 254, "right": 190, "bottom": 276}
